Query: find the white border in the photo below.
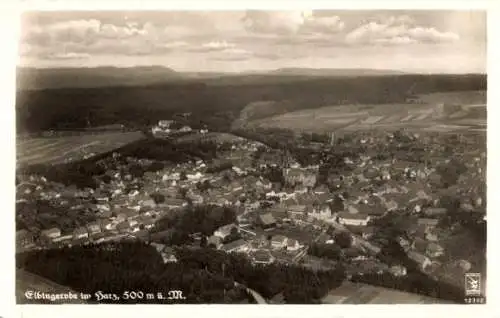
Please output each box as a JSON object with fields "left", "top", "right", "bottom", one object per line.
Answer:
{"left": 1, "top": 1, "right": 498, "bottom": 318}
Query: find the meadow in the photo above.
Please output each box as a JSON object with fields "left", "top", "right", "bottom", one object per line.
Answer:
{"left": 16, "top": 131, "right": 145, "bottom": 167}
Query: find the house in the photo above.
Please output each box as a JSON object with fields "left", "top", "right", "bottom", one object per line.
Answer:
{"left": 151, "top": 242, "right": 167, "bottom": 254}
{"left": 100, "top": 219, "right": 115, "bottom": 231}
{"left": 347, "top": 225, "right": 375, "bottom": 239}
{"left": 40, "top": 227, "right": 61, "bottom": 239}
{"left": 256, "top": 213, "right": 277, "bottom": 229}
{"left": 408, "top": 251, "right": 432, "bottom": 270}
{"left": 158, "top": 120, "right": 174, "bottom": 128}
{"left": 397, "top": 236, "right": 411, "bottom": 252}
{"left": 213, "top": 224, "right": 239, "bottom": 240}
{"left": 316, "top": 232, "right": 331, "bottom": 244}
{"left": 252, "top": 249, "right": 275, "bottom": 265}
{"left": 131, "top": 230, "right": 150, "bottom": 242}
{"left": 425, "top": 231, "right": 439, "bottom": 242}
{"left": 116, "top": 221, "right": 131, "bottom": 233}
{"left": 417, "top": 218, "right": 439, "bottom": 227}
{"left": 287, "top": 205, "right": 307, "bottom": 217}
{"left": 384, "top": 200, "right": 399, "bottom": 212}
{"left": 267, "top": 206, "right": 288, "bottom": 220}
{"left": 94, "top": 191, "right": 109, "bottom": 204}
{"left": 283, "top": 168, "right": 317, "bottom": 188}
{"left": 163, "top": 198, "right": 185, "bottom": 209}
{"left": 411, "top": 237, "right": 428, "bottom": 253}
{"left": 314, "top": 184, "right": 329, "bottom": 195}
{"left": 140, "top": 216, "right": 156, "bottom": 230}
{"left": 162, "top": 247, "right": 178, "bottom": 263}
{"left": 357, "top": 239, "right": 382, "bottom": 255}
{"left": 87, "top": 222, "right": 101, "bottom": 235}
{"left": 141, "top": 199, "right": 156, "bottom": 209}
{"left": 16, "top": 229, "right": 35, "bottom": 248}
{"left": 389, "top": 265, "right": 407, "bottom": 277}
{"left": 271, "top": 235, "right": 288, "bottom": 249}
{"left": 207, "top": 235, "right": 223, "bottom": 249}
{"left": 73, "top": 227, "right": 89, "bottom": 239}
{"left": 426, "top": 243, "right": 445, "bottom": 258}
{"left": 221, "top": 239, "right": 249, "bottom": 253}
{"left": 337, "top": 212, "right": 371, "bottom": 226}
{"left": 52, "top": 234, "right": 74, "bottom": 243}
{"left": 457, "top": 259, "right": 472, "bottom": 272}
{"left": 424, "top": 207, "right": 448, "bottom": 216}
{"left": 311, "top": 204, "right": 332, "bottom": 220}
{"left": 286, "top": 238, "right": 301, "bottom": 251}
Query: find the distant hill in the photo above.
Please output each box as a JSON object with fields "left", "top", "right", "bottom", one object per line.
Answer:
{"left": 17, "top": 66, "right": 410, "bottom": 90}
{"left": 268, "top": 68, "right": 408, "bottom": 77}
{"left": 17, "top": 66, "right": 183, "bottom": 90}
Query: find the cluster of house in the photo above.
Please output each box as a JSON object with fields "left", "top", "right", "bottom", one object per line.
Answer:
{"left": 151, "top": 119, "right": 199, "bottom": 137}
{"left": 205, "top": 223, "right": 304, "bottom": 265}
{"left": 16, "top": 129, "right": 484, "bottom": 283}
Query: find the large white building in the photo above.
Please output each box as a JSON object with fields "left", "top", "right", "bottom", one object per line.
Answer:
{"left": 337, "top": 212, "right": 371, "bottom": 226}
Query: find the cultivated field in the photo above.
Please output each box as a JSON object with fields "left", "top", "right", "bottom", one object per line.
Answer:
{"left": 322, "top": 281, "right": 450, "bottom": 304}
{"left": 247, "top": 91, "right": 486, "bottom": 133}
{"left": 416, "top": 90, "right": 486, "bottom": 105}
{"left": 16, "top": 131, "right": 145, "bottom": 167}
{"left": 17, "top": 269, "right": 86, "bottom": 304}
{"left": 175, "top": 132, "right": 245, "bottom": 144}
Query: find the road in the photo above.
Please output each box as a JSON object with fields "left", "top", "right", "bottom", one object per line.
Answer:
{"left": 204, "top": 267, "right": 267, "bottom": 304}
{"left": 234, "top": 282, "right": 267, "bottom": 304}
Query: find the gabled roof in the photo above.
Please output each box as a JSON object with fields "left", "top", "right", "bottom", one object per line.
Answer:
{"left": 253, "top": 249, "right": 273, "bottom": 262}
{"left": 271, "top": 235, "right": 287, "bottom": 243}
{"left": 338, "top": 212, "right": 370, "bottom": 220}
{"left": 408, "top": 251, "right": 429, "bottom": 264}
{"left": 41, "top": 227, "right": 60, "bottom": 235}
{"left": 417, "top": 218, "right": 439, "bottom": 226}
{"left": 258, "top": 213, "right": 277, "bottom": 225}
{"left": 286, "top": 238, "right": 298, "bottom": 247}
{"left": 73, "top": 227, "right": 88, "bottom": 235}
{"left": 221, "top": 239, "right": 247, "bottom": 252}
{"left": 287, "top": 205, "right": 306, "bottom": 213}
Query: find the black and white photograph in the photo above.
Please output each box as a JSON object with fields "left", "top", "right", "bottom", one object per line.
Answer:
{"left": 11, "top": 5, "right": 491, "bottom": 309}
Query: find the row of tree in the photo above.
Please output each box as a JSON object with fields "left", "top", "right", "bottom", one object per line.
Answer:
{"left": 17, "top": 242, "right": 251, "bottom": 304}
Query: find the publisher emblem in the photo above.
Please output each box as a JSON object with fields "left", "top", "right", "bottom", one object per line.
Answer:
{"left": 465, "top": 273, "right": 481, "bottom": 296}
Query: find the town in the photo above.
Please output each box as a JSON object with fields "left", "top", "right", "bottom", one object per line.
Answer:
{"left": 16, "top": 118, "right": 486, "bottom": 302}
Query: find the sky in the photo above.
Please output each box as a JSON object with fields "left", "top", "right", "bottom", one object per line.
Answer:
{"left": 18, "top": 10, "right": 487, "bottom": 73}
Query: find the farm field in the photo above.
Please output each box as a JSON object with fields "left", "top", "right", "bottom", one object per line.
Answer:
{"left": 17, "top": 269, "right": 86, "bottom": 304}
{"left": 416, "top": 90, "right": 486, "bottom": 105}
{"left": 248, "top": 90, "right": 486, "bottom": 133}
{"left": 322, "top": 281, "right": 450, "bottom": 304}
{"left": 16, "top": 131, "right": 145, "bottom": 167}
{"left": 175, "top": 132, "right": 245, "bottom": 144}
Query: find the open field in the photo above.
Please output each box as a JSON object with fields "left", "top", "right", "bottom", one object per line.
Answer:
{"left": 416, "top": 90, "right": 486, "bottom": 105}
{"left": 248, "top": 90, "right": 486, "bottom": 133}
{"left": 175, "top": 132, "right": 245, "bottom": 144}
{"left": 16, "top": 131, "right": 145, "bottom": 167}
{"left": 322, "top": 281, "right": 450, "bottom": 304}
{"left": 17, "top": 269, "right": 86, "bottom": 304}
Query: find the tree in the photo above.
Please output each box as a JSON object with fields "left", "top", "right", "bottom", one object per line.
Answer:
{"left": 200, "top": 236, "right": 208, "bottom": 248}
{"left": 150, "top": 193, "right": 166, "bottom": 205}
{"left": 148, "top": 161, "right": 165, "bottom": 172}
{"left": 178, "top": 188, "right": 188, "bottom": 199}
{"left": 101, "top": 175, "right": 112, "bottom": 184}
{"left": 180, "top": 171, "right": 187, "bottom": 181}
{"left": 329, "top": 196, "right": 344, "bottom": 213}
{"left": 334, "top": 231, "right": 353, "bottom": 249}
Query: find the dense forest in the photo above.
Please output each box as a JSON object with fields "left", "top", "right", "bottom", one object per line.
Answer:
{"left": 17, "top": 242, "right": 346, "bottom": 304}
{"left": 16, "top": 74, "right": 486, "bottom": 133}
{"left": 151, "top": 205, "right": 238, "bottom": 246}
